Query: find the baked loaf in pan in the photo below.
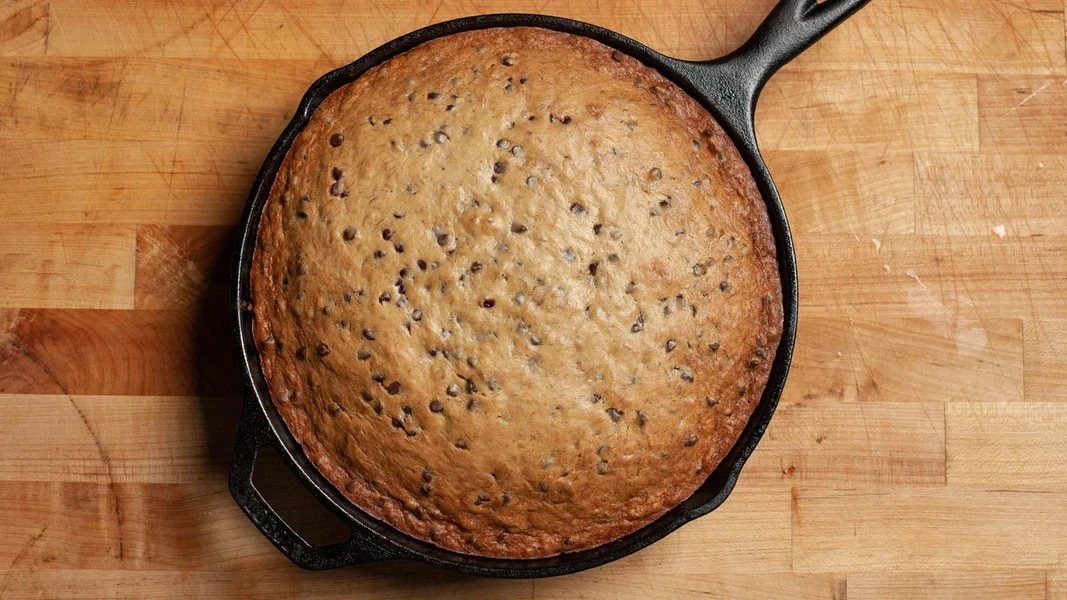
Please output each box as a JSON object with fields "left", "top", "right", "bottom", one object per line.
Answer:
{"left": 250, "top": 27, "right": 782, "bottom": 559}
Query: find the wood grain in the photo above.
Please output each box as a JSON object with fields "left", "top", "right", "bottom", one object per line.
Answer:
{"left": 1, "top": 0, "right": 1066, "bottom": 596}
{"left": 916, "top": 154, "right": 1067, "bottom": 236}
{"left": 979, "top": 75, "right": 1067, "bottom": 155}
{"left": 766, "top": 150, "right": 914, "bottom": 236}
{"left": 793, "top": 487, "right": 1067, "bottom": 572}
{"left": 797, "top": 235, "right": 1067, "bottom": 319}
{"left": 847, "top": 572, "right": 1047, "bottom": 600}
{"left": 1025, "top": 319, "right": 1067, "bottom": 402}
{"left": 0, "top": 308, "right": 240, "bottom": 396}
{"left": 0, "top": 395, "right": 238, "bottom": 484}
{"left": 789, "top": 315, "right": 1023, "bottom": 403}
{"left": 0, "top": 224, "right": 136, "bottom": 309}
{"left": 947, "top": 402, "right": 1067, "bottom": 489}
{"left": 747, "top": 400, "right": 946, "bottom": 486}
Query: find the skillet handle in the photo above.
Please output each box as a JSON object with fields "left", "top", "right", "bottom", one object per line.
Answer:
{"left": 229, "top": 397, "right": 396, "bottom": 570}
{"left": 670, "top": 0, "right": 869, "bottom": 149}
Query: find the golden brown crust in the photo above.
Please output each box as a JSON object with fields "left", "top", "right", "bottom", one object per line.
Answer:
{"left": 250, "top": 27, "right": 782, "bottom": 559}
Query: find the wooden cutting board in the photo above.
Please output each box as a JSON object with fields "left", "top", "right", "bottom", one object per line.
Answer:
{"left": 1, "top": 0, "right": 1065, "bottom": 597}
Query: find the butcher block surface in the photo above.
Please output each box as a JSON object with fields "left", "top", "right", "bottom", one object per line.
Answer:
{"left": 1, "top": 0, "right": 1066, "bottom": 598}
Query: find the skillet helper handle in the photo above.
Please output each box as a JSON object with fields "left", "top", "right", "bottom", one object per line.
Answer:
{"left": 229, "top": 398, "right": 392, "bottom": 570}
{"left": 672, "top": 0, "right": 869, "bottom": 148}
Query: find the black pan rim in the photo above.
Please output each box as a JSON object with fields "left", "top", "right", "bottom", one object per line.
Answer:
{"left": 230, "top": 12, "right": 800, "bottom": 578}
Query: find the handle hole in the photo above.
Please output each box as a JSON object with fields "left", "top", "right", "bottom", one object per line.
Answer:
{"left": 253, "top": 446, "right": 352, "bottom": 547}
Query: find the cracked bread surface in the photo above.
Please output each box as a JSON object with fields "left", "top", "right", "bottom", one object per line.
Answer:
{"left": 250, "top": 27, "right": 782, "bottom": 559}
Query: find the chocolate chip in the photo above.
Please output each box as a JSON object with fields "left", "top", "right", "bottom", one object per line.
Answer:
{"left": 606, "top": 408, "right": 623, "bottom": 423}
{"left": 416, "top": 259, "right": 427, "bottom": 270}
{"left": 445, "top": 104, "right": 455, "bottom": 111}
{"left": 637, "top": 412, "right": 648, "bottom": 428}
{"left": 630, "top": 315, "right": 644, "bottom": 333}
{"left": 422, "top": 468, "right": 434, "bottom": 483}
{"left": 607, "top": 253, "right": 619, "bottom": 264}
{"left": 316, "top": 343, "right": 330, "bottom": 356}
{"left": 387, "top": 382, "right": 401, "bottom": 395}
{"left": 357, "top": 349, "right": 371, "bottom": 360}
{"left": 295, "top": 346, "right": 307, "bottom": 360}
{"left": 379, "top": 292, "right": 391, "bottom": 303}
{"left": 342, "top": 227, "right": 357, "bottom": 241}
{"left": 511, "top": 145, "right": 524, "bottom": 157}
{"left": 330, "top": 181, "right": 345, "bottom": 196}
{"left": 706, "top": 396, "right": 718, "bottom": 408}
{"left": 331, "top": 167, "right": 344, "bottom": 180}
{"left": 592, "top": 394, "right": 602, "bottom": 404}
{"left": 665, "top": 339, "right": 677, "bottom": 353}
{"left": 649, "top": 167, "right": 662, "bottom": 181}
{"left": 446, "top": 384, "right": 460, "bottom": 397}
{"left": 427, "top": 91, "right": 440, "bottom": 99}
{"left": 429, "top": 399, "right": 443, "bottom": 412}
{"left": 530, "top": 335, "right": 542, "bottom": 346}
{"left": 519, "top": 77, "right": 528, "bottom": 84}
{"left": 482, "top": 298, "right": 495, "bottom": 308}
{"left": 329, "top": 133, "right": 344, "bottom": 147}
{"left": 421, "top": 484, "right": 433, "bottom": 496}
{"left": 525, "top": 176, "right": 537, "bottom": 187}
{"left": 593, "top": 223, "right": 602, "bottom": 235}
{"left": 394, "top": 242, "right": 405, "bottom": 253}
{"left": 362, "top": 329, "right": 376, "bottom": 341}
{"left": 493, "top": 161, "right": 506, "bottom": 174}
{"left": 496, "top": 139, "right": 509, "bottom": 149}
{"left": 371, "top": 372, "right": 385, "bottom": 383}
{"left": 487, "top": 378, "right": 500, "bottom": 391}
{"left": 402, "top": 404, "right": 412, "bottom": 414}
{"left": 471, "top": 261, "right": 483, "bottom": 272}
{"left": 596, "top": 461, "right": 611, "bottom": 475}
{"left": 455, "top": 440, "right": 468, "bottom": 450}
{"left": 437, "top": 233, "right": 451, "bottom": 246}
{"left": 748, "top": 358, "right": 761, "bottom": 369}
{"left": 510, "top": 222, "right": 528, "bottom": 233}
{"left": 412, "top": 309, "right": 423, "bottom": 321}
{"left": 465, "top": 378, "right": 477, "bottom": 394}
{"left": 373, "top": 250, "right": 385, "bottom": 259}
{"left": 692, "top": 264, "right": 707, "bottom": 276}
{"left": 434, "top": 131, "right": 449, "bottom": 144}
{"left": 296, "top": 210, "right": 308, "bottom": 219}
{"left": 562, "top": 115, "right": 572, "bottom": 124}
{"left": 537, "top": 481, "right": 551, "bottom": 493}
{"left": 561, "top": 249, "right": 576, "bottom": 262}
{"left": 502, "top": 55, "right": 515, "bottom": 66}
{"left": 570, "top": 202, "right": 586, "bottom": 215}
{"left": 588, "top": 262, "right": 599, "bottom": 276}
{"left": 680, "top": 371, "right": 694, "bottom": 383}
{"left": 720, "top": 280, "right": 730, "bottom": 292}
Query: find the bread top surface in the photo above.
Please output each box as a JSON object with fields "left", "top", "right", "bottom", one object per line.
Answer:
{"left": 250, "top": 26, "right": 782, "bottom": 559}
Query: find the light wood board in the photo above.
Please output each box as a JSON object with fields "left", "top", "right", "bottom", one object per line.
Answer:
{"left": 2, "top": 0, "right": 1066, "bottom": 597}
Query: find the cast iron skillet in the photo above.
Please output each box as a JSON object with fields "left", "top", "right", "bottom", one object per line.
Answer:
{"left": 230, "top": 0, "right": 869, "bottom": 577}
